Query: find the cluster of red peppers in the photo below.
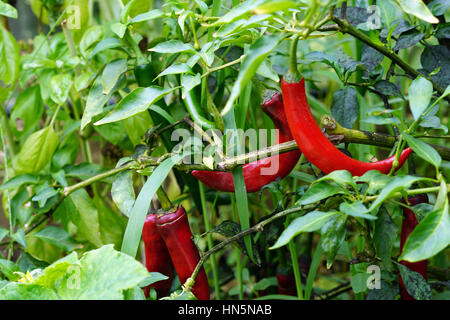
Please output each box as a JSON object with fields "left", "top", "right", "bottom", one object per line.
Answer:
{"left": 142, "top": 205, "right": 209, "bottom": 300}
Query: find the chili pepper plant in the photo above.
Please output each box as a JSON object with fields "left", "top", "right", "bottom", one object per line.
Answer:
{"left": 0, "top": 0, "right": 449, "bottom": 300}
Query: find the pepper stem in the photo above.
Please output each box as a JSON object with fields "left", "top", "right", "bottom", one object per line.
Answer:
{"left": 289, "top": 34, "right": 301, "bottom": 78}
{"left": 156, "top": 187, "right": 173, "bottom": 211}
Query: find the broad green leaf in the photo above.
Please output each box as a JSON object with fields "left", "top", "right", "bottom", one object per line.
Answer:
{"left": 355, "top": 170, "right": 393, "bottom": 195}
{"left": 403, "top": 133, "right": 441, "bottom": 170}
{"left": 395, "top": 0, "right": 439, "bottom": 24}
{"left": 130, "top": 9, "right": 164, "bottom": 24}
{"left": 9, "top": 85, "right": 44, "bottom": 138}
{"left": 14, "top": 126, "right": 59, "bottom": 174}
{"left": 313, "top": 170, "right": 357, "bottom": 191}
{"left": 101, "top": 59, "right": 127, "bottom": 95}
{"left": 156, "top": 63, "right": 193, "bottom": 80}
{"left": 149, "top": 40, "right": 195, "bottom": 54}
{"left": 0, "top": 259, "right": 21, "bottom": 281}
{"left": 331, "top": 87, "right": 359, "bottom": 129}
{"left": 0, "top": 1, "right": 18, "bottom": 18}
{"left": 94, "top": 86, "right": 176, "bottom": 126}
{"left": 49, "top": 74, "right": 73, "bottom": 105}
{"left": 253, "top": 0, "right": 297, "bottom": 14}
{"left": 124, "top": 111, "right": 152, "bottom": 146}
{"left": 0, "top": 174, "right": 40, "bottom": 191}
{"left": 81, "top": 75, "right": 126, "bottom": 130}
{"left": 33, "top": 227, "right": 77, "bottom": 252}
{"left": 121, "top": 153, "right": 188, "bottom": 257}
{"left": 368, "top": 176, "right": 429, "bottom": 211}
{"left": 271, "top": 211, "right": 340, "bottom": 249}
{"left": 111, "top": 166, "right": 135, "bottom": 217}
{"left": 95, "top": 196, "right": 127, "bottom": 250}
{"left": 34, "top": 252, "right": 79, "bottom": 290}
{"left": 399, "top": 197, "right": 450, "bottom": 262}
{"left": 0, "top": 283, "right": 58, "bottom": 300}
{"left": 138, "top": 272, "right": 169, "bottom": 287}
{"left": 111, "top": 22, "right": 127, "bottom": 38}
{"left": 211, "top": 0, "right": 266, "bottom": 26}
{"left": 408, "top": 76, "right": 433, "bottom": 121}
{"left": 340, "top": 201, "right": 377, "bottom": 220}
{"left": 57, "top": 245, "right": 149, "bottom": 299}
{"left": 221, "top": 34, "right": 283, "bottom": 116}
{"left": 68, "top": 189, "right": 103, "bottom": 247}
{"left": 373, "top": 206, "right": 397, "bottom": 270}
{"left": 89, "top": 38, "right": 123, "bottom": 58}
{"left": 297, "top": 181, "right": 345, "bottom": 206}
{"left": 181, "top": 73, "right": 201, "bottom": 99}
{"left": 321, "top": 214, "right": 347, "bottom": 268}
{"left": 0, "top": 228, "right": 8, "bottom": 242}
{"left": 0, "top": 24, "right": 20, "bottom": 85}
{"left": 397, "top": 263, "right": 432, "bottom": 300}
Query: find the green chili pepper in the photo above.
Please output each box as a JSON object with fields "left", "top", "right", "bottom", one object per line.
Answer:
{"left": 134, "top": 63, "right": 156, "bottom": 87}
{"left": 184, "top": 89, "right": 216, "bottom": 130}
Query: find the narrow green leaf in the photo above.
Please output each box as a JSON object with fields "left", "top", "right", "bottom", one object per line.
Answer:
{"left": 101, "top": 59, "right": 127, "bottom": 95}
{"left": 121, "top": 153, "right": 187, "bottom": 257}
{"left": 397, "top": 263, "right": 432, "bottom": 300}
{"left": 221, "top": 34, "right": 283, "bottom": 116}
{"left": 321, "top": 214, "right": 347, "bottom": 269}
{"left": 0, "top": 1, "right": 18, "bottom": 18}
{"left": 130, "top": 9, "right": 165, "bottom": 24}
{"left": 232, "top": 166, "right": 254, "bottom": 262}
{"left": 297, "top": 181, "right": 345, "bottom": 206}
{"left": 340, "top": 201, "right": 377, "bottom": 220}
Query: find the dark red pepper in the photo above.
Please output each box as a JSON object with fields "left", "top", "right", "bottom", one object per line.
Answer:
{"left": 156, "top": 205, "right": 210, "bottom": 300}
{"left": 276, "top": 265, "right": 297, "bottom": 296}
{"left": 191, "top": 92, "right": 301, "bottom": 192}
{"left": 398, "top": 195, "right": 428, "bottom": 300}
{"left": 142, "top": 214, "right": 175, "bottom": 298}
{"left": 281, "top": 77, "right": 412, "bottom": 176}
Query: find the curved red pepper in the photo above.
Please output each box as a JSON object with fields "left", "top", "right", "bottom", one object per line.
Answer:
{"left": 191, "top": 92, "right": 301, "bottom": 192}
{"left": 142, "top": 214, "right": 175, "bottom": 298}
{"left": 281, "top": 78, "right": 412, "bottom": 176}
{"left": 398, "top": 195, "right": 428, "bottom": 300}
{"left": 156, "top": 205, "right": 210, "bottom": 300}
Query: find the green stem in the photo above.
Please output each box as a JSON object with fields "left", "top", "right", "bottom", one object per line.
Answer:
{"left": 0, "top": 109, "right": 17, "bottom": 156}
{"left": 289, "top": 35, "right": 300, "bottom": 77}
{"left": 198, "top": 182, "right": 220, "bottom": 299}
{"left": 231, "top": 194, "right": 244, "bottom": 300}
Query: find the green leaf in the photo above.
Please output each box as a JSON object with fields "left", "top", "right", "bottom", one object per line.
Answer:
{"left": 89, "top": 38, "right": 123, "bottom": 58}
{"left": 408, "top": 76, "right": 433, "bottom": 121}
{"left": 397, "top": 263, "right": 432, "bottom": 300}
{"left": 222, "top": 34, "right": 283, "bottom": 116}
{"left": 321, "top": 214, "right": 347, "bottom": 268}
{"left": 0, "top": 24, "right": 20, "bottom": 85}
{"left": 156, "top": 63, "right": 193, "bottom": 80}
{"left": 14, "top": 126, "right": 59, "bottom": 174}
{"left": 101, "top": 59, "right": 128, "bottom": 95}
{"left": 355, "top": 170, "right": 393, "bottom": 195}
{"left": 399, "top": 196, "right": 450, "bottom": 262}
{"left": 181, "top": 73, "right": 201, "bottom": 99}
{"left": 34, "top": 252, "right": 79, "bottom": 290}
{"left": 403, "top": 133, "right": 441, "bottom": 170}
{"left": 368, "top": 176, "right": 429, "bottom": 211}
{"left": 57, "top": 245, "right": 149, "bottom": 299}
{"left": 297, "top": 181, "right": 345, "bottom": 206}
{"left": 124, "top": 111, "right": 152, "bottom": 146}
{"left": 394, "top": 0, "right": 439, "bottom": 24}
{"left": 340, "top": 201, "right": 377, "bottom": 220}
{"left": 81, "top": 75, "right": 126, "bottom": 130}
{"left": 94, "top": 86, "right": 176, "bottom": 126}
{"left": 0, "top": 228, "right": 8, "bottom": 242}
{"left": 130, "top": 9, "right": 164, "bottom": 24}
{"left": 0, "top": 283, "right": 58, "bottom": 300}
{"left": 0, "top": 259, "right": 21, "bottom": 281}
{"left": 33, "top": 227, "right": 77, "bottom": 252}
{"left": 0, "top": 174, "right": 40, "bottom": 191}
{"left": 67, "top": 189, "right": 103, "bottom": 247}
{"left": 232, "top": 166, "right": 254, "bottom": 262}
{"left": 49, "top": 74, "right": 73, "bottom": 105}
{"left": 313, "top": 170, "right": 357, "bottom": 191}
{"left": 271, "top": 211, "right": 340, "bottom": 249}
{"left": 149, "top": 40, "right": 195, "bottom": 54}
{"left": 373, "top": 206, "right": 398, "bottom": 270}
{"left": 121, "top": 153, "right": 187, "bottom": 257}
{"left": 111, "top": 22, "right": 127, "bottom": 39}
{"left": 331, "top": 87, "right": 359, "bottom": 129}
{"left": 111, "top": 165, "right": 135, "bottom": 217}
{"left": 0, "top": 1, "right": 18, "bottom": 18}
{"left": 9, "top": 85, "right": 44, "bottom": 138}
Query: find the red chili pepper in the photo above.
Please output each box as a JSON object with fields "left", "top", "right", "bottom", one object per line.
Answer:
{"left": 280, "top": 77, "right": 412, "bottom": 176}
{"left": 156, "top": 205, "right": 210, "bottom": 300}
{"left": 398, "top": 195, "right": 428, "bottom": 300}
{"left": 276, "top": 265, "right": 297, "bottom": 296}
{"left": 142, "top": 214, "right": 174, "bottom": 298}
{"left": 191, "top": 92, "right": 301, "bottom": 192}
